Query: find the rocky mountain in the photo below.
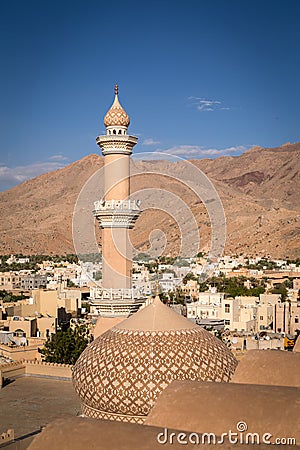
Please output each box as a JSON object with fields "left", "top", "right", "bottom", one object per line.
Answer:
{"left": 0, "top": 142, "right": 299, "bottom": 259}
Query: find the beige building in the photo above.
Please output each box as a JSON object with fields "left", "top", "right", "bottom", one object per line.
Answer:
{"left": 1, "top": 298, "right": 35, "bottom": 318}
{"left": 219, "top": 297, "right": 240, "bottom": 329}
{"left": 58, "top": 288, "right": 82, "bottom": 314}
{"left": 180, "top": 279, "right": 199, "bottom": 300}
{"left": 187, "top": 293, "right": 280, "bottom": 333}
{"left": 198, "top": 291, "right": 226, "bottom": 304}
{"left": 274, "top": 301, "right": 300, "bottom": 334}
{"left": 187, "top": 303, "right": 219, "bottom": 322}
{"left": 255, "top": 303, "right": 274, "bottom": 332}
{"left": 3, "top": 316, "right": 55, "bottom": 339}
{"left": 0, "top": 272, "right": 20, "bottom": 290}
{"left": 132, "top": 265, "right": 150, "bottom": 282}
{"left": 5, "top": 317, "right": 36, "bottom": 339}
{"left": 31, "top": 289, "right": 58, "bottom": 317}
{"left": 259, "top": 293, "right": 281, "bottom": 304}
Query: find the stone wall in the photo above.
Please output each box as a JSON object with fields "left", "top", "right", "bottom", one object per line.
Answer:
{"left": 0, "top": 360, "right": 26, "bottom": 384}
{"left": 25, "top": 360, "right": 72, "bottom": 380}
{"left": 0, "top": 360, "right": 72, "bottom": 387}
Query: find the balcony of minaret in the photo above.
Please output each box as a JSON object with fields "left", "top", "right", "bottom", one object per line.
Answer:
{"left": 94, "top": 199, "right": 141, "bottom": 229}
{"left": 96, "top": 135, "right": 138, "bottom": 156}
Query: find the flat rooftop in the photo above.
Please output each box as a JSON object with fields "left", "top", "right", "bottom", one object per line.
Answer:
{"left": 0, "top": 377, "right": 80, "bottom": 438}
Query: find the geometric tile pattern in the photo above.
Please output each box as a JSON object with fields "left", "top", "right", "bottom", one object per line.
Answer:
{"left": 104, "top": 99, "right": 130, "bottom": 127}
{"left": 72, "top": 327, "right": 238, "bottom": 423}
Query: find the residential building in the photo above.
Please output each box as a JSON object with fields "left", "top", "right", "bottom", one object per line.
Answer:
{"left": 0, "top": 272, "right": 20, "bottom": 290}
{"left": 20, "top": 274, "right": 47, "bottom": 290}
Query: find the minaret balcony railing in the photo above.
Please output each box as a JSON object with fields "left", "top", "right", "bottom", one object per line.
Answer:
{"left": 96, "top": 135, "right": 138, "bottom": 155}
{"left": 93, "top": 199, "right": 141, "bottom": 229}
{"left": 91, "top": 287, "right": 144, "bottom": 301}
{"left": 94, "top": 199, "right": 141, "bottom": 211}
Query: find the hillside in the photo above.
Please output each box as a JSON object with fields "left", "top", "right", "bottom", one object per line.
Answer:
{"left": 0, "top": 142, "right": 299, "bottom": 258}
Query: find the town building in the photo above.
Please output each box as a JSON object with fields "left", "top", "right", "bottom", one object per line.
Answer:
{"left": 0, "top": 272, "right": 20, "bottom": 290}
{"left": 158, "top": 272, "right": 181, "bottom": 293}
{"left": 180, "top": 279, "right": 199, "bottom": 300}
{"left": 274, "top": 301, "right": 300, "bottom": 334}
{"left": 187, "top": 292, "right": 281, "bottom": 333}
{"left": 20, "top": 274, "right": 47, "bottom": 291}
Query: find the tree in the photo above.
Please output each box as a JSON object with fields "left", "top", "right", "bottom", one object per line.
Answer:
{"left": 205, "top": 276, "right": 266, "bottom": 298}
{"left": 283, "top": 278, "right": 293, "bottom": 289}
{"left": 271, "top": 283, "right": 288, "bottom": 301}
{"left": 198, "top": 281, "right": 208, "bottom": 292}
{"left": 0, "top": 289, "right": 29, "bottom": 303}
{"left": 39, "top": 324, "right": 93, "bottom": 365}
{"left": 182, "top": 272, "right": 197, "bottom": 285}
{"left": 81, "top": 302, "right": 91, "bottom": 313}
{"left": 94, "top": 271, "right": 102, "bottom": 281}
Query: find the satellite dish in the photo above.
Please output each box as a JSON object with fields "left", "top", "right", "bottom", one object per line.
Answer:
{"left": 231, "top": 337, "right": 238, "bottom": 344}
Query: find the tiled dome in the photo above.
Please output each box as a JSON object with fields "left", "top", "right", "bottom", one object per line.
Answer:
{"left": 72, "top": 297, "right": 238, "bottom": 424}
{"left": 104, "top": 85, "right": 130, "bottom": 128}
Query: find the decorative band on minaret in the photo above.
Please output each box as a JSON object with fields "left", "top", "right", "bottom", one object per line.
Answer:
{"left": 92, "top": 86, "right": 144, "bottom": 316}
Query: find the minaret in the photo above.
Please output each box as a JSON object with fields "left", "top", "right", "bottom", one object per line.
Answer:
{"left": 92, "top": 85, "right": 145, "bottom": 317}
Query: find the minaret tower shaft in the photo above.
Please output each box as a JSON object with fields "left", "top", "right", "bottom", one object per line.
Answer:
{"left": 94, "top": 85, "right": 140, "bottom": 293}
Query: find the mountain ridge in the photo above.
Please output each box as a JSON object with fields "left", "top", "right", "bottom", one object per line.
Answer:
{"left": 0, "top": 142, "right": 299, "bottom": 258}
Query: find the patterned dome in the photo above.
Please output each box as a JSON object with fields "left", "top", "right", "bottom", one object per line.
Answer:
{"left": 72, "top": 297, "right": 237, "bottom": 424}
{"left": 104, "top": 85, "right": 130, "bottom": 128}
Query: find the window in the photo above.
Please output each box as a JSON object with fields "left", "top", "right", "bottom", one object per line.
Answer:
{"left": 260, "top": 316, "right": 264, "bottom": 320}
{"left": 225, "top": 319, "right": 230, "bottom": 325}
{"left": 295, "top": 317, "right": 299, "bottom": 324}
{"left": 225, "top": 303, "right": 230, "bottom": 313}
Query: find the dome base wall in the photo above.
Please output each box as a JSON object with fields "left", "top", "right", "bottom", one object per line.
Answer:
{"left": 82, "top": 403, "right": 145, "bottom": 424}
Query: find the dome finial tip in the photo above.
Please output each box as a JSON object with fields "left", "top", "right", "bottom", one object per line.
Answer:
{"left": 114, "top": 84, "right": 118, "bottom": 95}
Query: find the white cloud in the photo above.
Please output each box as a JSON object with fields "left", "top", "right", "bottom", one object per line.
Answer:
{"left": 199, "top": 106, "right": 214, "bottom": 112}
{"left": 142, "top": 138, "right": 161, "bottom": 146}
{"left": 188, "top": 96, "right": 229, "bottom": 112}
{"left": 155, "top": 144, "right": 250, "bottom": 158}
{"left": 49, "top": 154, "right": 68, "bottom": 161}
{"left": 0, "top": 160, "right": 67, "bottom": 191}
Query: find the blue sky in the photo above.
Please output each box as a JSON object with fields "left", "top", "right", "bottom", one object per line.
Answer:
{"left": 0, "top": 0, "right": 299, "bottom": 191}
